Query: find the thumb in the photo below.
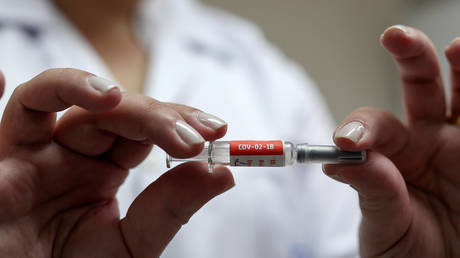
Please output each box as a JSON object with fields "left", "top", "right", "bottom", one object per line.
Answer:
{"left": 120, "top": 162, "right": 234, "bottom": 257}
{"left": 323, "top": 107, "right": 413, "bottom": 256}
{"left": 323, "top": 152, "right": 412, "bottom": 256}
{"left": 0, "top": 68, "right": 121, "bottom": 149}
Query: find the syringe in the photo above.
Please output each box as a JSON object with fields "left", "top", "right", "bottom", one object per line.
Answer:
{"left": 166, "top": 140, "right": 366, "bottom": 173}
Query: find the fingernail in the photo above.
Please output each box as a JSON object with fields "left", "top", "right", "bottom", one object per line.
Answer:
{"left": 384, "top": 24, "right": 411, "bottom": 36}
{"left": 175, "top": 120, "right": 205, "bottom": 146}
{"left": 335, "top": 121, "right": 366, "bottom": 144}
{"left": 88, "top": 75, "right": 119, "bottom": 92}
{"left": 197, "top": 112, "right": 227, "bottom": 130}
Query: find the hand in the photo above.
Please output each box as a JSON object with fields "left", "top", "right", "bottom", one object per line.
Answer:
{"left": 0, "top": 69, "right": 234, "bottom": 257}
{"left": 323, "top": 25, "right": 460, "bottom": 257}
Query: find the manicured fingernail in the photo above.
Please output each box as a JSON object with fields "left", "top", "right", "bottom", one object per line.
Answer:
{"left": 335, "top": 121, "right": 366, "bottom": 144}
{"left": 197, "top": 112, "right": 227, "bottom": 130}
{"left": 384, "top": 24, "right": 411, "bottom": 36}
{"left": 175, "top": 120, "right": 205, "bottom": 146}
{"left": 88, "top": 75, "right": 119, "bottom": 92}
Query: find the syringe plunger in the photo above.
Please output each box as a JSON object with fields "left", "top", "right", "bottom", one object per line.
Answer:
{"left": 296, "top": 144, "right": 366, "bottom": 164}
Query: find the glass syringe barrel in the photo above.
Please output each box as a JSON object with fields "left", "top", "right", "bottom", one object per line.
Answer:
{"left": 166, "top": 140, "right": 366, "bottom": 172}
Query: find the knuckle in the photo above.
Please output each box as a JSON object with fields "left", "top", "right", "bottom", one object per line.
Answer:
{"left": 163, "top": 199, "right": 193, "bottom": 226}
{"left": 11, "top": 83, "right": 25, "bottom": 95}
{"left": 57, "top": 67, "right": 76, "bottom": 76}
{"left": 142, "top": 98, "right": 183, "bottom": 125}
{"left": 141, "top": 97, "right": 162, "bottom": 113}
{"left": 164, "top": 102, "right": 202, "bottom": 116}
{"left": 38, "top": 68, "right": 60, "bottom": 77}
{"left": 38, "top": 68, "right": 68, "bottom": 79}
{"left": 39, "top": 68, "right": 90, "bottom": 83}
{"left": 353, "top": 106, "right": 396, "bottom": 121}
{"left": 56, "top": 68, "right": 84, "bottom": 81}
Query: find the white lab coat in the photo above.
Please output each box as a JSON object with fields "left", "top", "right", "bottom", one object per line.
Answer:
{"left": 0, "top": 0, "right": 360, "bottom": 257}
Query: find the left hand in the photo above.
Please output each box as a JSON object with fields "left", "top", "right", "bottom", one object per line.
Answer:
{"left": 323, "top": 25, "right": 460, "bottom": 257}
{"left": 0, "top": 68, "right": 234, "bottom": 258}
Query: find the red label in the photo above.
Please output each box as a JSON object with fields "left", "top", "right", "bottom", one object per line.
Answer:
{"left": 230, "top": 141, "right": 284, "bottom": 156}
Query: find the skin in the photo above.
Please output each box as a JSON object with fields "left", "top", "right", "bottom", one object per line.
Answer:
{"left": 2, "top": 1, "right": 459, "bottom": 256}
{"left": 0, "top": 69, "right": 234, "bottom": 257}
{"left": 0, "top": 2, "right": 234, "bottom": 257}
{"left": 324, "top": 26, "right": 460, "bottom": 257}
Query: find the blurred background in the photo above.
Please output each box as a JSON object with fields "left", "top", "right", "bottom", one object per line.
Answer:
{"left": 202, "top": 0, "right": 460, "bottom": 123}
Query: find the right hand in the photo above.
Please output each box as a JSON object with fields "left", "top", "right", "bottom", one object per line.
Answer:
{"left": 0, "top": 68, "right": 234, "bottom": 257}
{"left": 323, "top": 26, "right": 460, "bottom": 257}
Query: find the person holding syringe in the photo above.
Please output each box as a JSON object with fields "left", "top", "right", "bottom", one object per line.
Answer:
{"left": 0, "top": 0, "right": 459, "bottom": 256}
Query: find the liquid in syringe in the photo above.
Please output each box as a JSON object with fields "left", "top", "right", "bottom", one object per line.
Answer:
{"left": 166, "top": 140, "right": 366, "bottom": 172}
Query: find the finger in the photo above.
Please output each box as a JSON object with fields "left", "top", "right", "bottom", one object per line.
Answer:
{"left": 445, "top": 38, "right": 460, "bottom": 117}
{"left": 52, "top": 199, "right": 132, "bottom": 258}
{"left": 164, "top": 102, "right": 227, "bottom": 141}
{"left": 55, "top": 95, "right": 228, "bottom": 159}
{"left": 120, "top": 162, "right": 234, "bottom": 257}
{"left": 0, "top": 70, "right": 5, "bottom": 98}
{"left": 54, "top": 108, "right": 118, "bottom": 156}
{"left": 333, "top": 107, "right": 440, "bottom": 181}
{"left": 0, "top": 69, "right": 121, "bottom": 147}
{"left": 333, "top": 107, "right": 409, "bottom": 157}
{"left": 105, "top": 137, "right": 153, "bottom": 169}
{"left": 54, "top": 108, "right": 153, "bottom": 169}
{"left": 380, "top": 25, "right": 446, "bottom": 124}
{"left": 323, "top": 152, "right": 412, "bottom": 257}
{"left": 0, "top": 145, "right": 128, "bottom": 222}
